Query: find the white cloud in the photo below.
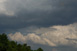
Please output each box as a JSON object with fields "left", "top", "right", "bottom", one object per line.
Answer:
{"left": 8, "top": 23, "right": 77, "bottom": 47}
{"left": 8, "top": 32, "right": 56, "bottom": 46}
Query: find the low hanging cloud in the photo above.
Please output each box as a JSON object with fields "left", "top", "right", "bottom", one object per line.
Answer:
{"left": 8, "top": 23, "right": 77, "bottom": 47}
{"left": 8, "top": 32, "right": 56, "bottom": 46}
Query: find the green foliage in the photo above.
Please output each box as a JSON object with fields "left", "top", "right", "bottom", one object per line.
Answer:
{"left": 37, "top": 48, "right": 43, "bottom": 51}
{"left": 0, "top": 33, "right": 43, "bottom": 51}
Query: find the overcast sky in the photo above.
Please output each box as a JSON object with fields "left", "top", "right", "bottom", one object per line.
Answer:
{"left": 0, "top": 0, "right": 77, "bottom": 51}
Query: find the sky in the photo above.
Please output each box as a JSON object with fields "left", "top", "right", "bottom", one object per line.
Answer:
{"left": 0, "top": 0, "right": 77, "bottom": 51}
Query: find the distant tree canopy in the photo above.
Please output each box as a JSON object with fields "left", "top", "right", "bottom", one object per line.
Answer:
{"left": 0, "top": 33, "right": 43, "bottom": 51}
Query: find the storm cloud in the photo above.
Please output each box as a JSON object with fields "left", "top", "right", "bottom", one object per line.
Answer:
{"left": 0, "top": 0, "right": 77, "bottom": 33}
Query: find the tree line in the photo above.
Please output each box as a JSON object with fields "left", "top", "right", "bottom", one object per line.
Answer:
{"left": 0, "top": 33, "right": 43, "bottom": 51}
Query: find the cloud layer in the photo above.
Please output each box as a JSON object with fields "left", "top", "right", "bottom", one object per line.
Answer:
{"left": 0, "top": 0, "right": 77, "bottom": 33}
{"left": 8, "top": 23, "right": 77, "bottom": 51}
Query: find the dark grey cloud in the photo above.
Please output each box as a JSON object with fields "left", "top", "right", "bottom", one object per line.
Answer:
{"left": 0, "top": 0, "right": 77, "bottom": 32}
{"left": 66, "top": 38, "right": 77, "bottom": 42}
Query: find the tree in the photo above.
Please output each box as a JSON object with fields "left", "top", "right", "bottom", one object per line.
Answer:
{"left": 37, "top": 48, "right": 43, "bottom": 51}
{"left": 0, "top": 33, "right": 43, "bottom": 51}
